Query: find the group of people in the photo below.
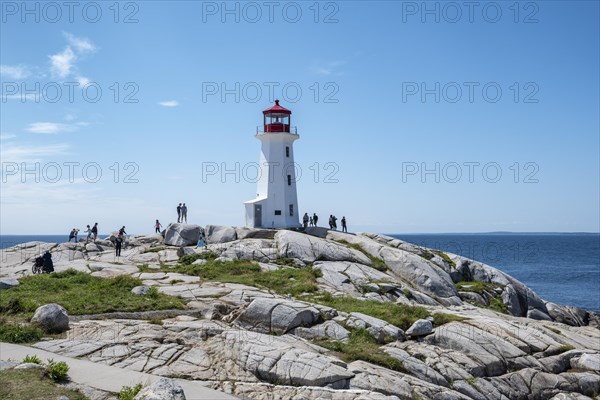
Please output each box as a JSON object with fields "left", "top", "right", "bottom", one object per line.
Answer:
{"left": 328, "top": 215, "right": 348, "bottom": 232}
{"left": 176, "top": 203, "right": 188, "bottom": 223}
{"left": 302, "top": 213, "right": 348, "bottom": 233}
{"left": 68, "top": 223, "right": 98, "bottom": 243}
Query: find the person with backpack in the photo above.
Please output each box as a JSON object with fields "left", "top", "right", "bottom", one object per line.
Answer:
{"left": 91, "top": 223, "right": 98, "bottom": 241}
{"left": 115, "top": 235, "right": 123, "bottom": 257}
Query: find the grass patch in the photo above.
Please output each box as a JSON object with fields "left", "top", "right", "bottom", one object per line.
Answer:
{"left": 118, "top": 383, "right": 143, "bottom": 400}
{"left": 306, "top": 292, "right": 430, "bottom": 331}
{"left": 455, "top": 281, "right": 503, "bottom": 296}
{"left": 557, "top": 345, "right": 575, "bottom": 353}
{"left": 545, "top": 325, "right": 562, "bottom": 335}
{"left": 170, "top": 259, "right": 322, "bottom": 297}
{"left": 143, "top": 247, "right": 165, "bottom": 253}
{"left": 0, "top": 318, "right": 44, "bottom": 343}
{"left": 314, "top": 328, "right": 407, "bottom": 372}
{"left": 455, "top": 280, "right": 508, "bottom": 314}
{"left": 0, "top": 269, "right": 184, "bottom": 317}
{"left": 0, "top": 368, "right": 87, "bottom": 400}
{"left": 179, "top": 251, "right": 218, "bottom": 265}
{"left": 22, "top": 355, "right": 42, "bottom": 365}
{"left": 334, "top": 240, "right": 388, "bottom": 272}
{"left": 418, "top": 250, "right": 435, "bottom": 261}
{"left": 432, "top": 313, "right": 467, "bottom": 325}
{"left": 432, "top": 250, "right": 456, "bottom": 268}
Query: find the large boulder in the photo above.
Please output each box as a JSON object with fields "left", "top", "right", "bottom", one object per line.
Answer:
{"left": 346, "top": 312, "right": 405, "bottom": 343}
{"left": 164, "top": 224, "right": 203, "bottom": 246}
{"left": 205, "top": 225, "right": 237, "bottom": 244}
{"left": 405, "top": 319, "right": 433, "bottom": 337}
{"left": 31, "top": 303, "right": 69, "bottom": 333}
{"left": 235, "top": 298, "right": 321, "bottom": 334}
{"left": 134, "top": 378, "right": 186, "bottom": 400}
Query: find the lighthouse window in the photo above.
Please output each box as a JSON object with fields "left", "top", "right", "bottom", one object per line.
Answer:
{"left": 287, "top": 175, "right": 292, "bottom": 186}
{"left": 289, "top": 204, "right": 294, "bottom": 216}
{"left": 274, "top": 210, "right": 282, "bottom": 216}
{"left": 286, "top": 147, "right": 290, "bottom": 157}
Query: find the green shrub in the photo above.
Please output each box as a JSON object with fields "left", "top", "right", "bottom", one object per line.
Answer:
{"left": 118, "top": 383, "right": 143, "bottom": 400}
{"left": 46, "top": 359, "right": 69, "bottom": 381}
{"left": 22, "top": 354, "right": 42, "bottom": 365}
{"left": 146, "top": 286, "right": 160, "bottom": 299}
{"left": 0, "top": 319, "right": 43, "bottom": 343}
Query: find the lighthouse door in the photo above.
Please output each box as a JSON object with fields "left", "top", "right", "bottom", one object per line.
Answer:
{"left": 254, "top": 204, "right": 262, "bottom": 228}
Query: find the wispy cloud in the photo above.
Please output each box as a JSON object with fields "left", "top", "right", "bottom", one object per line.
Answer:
{"left": 310, "top": 60, "right": 346, "bottom": 76}
{"left": 63, "top": 32, "right": 96, "bottom": 54}
{"left": 0, "top": 64, "right": 30, "bottom": 79}
{"left": 0, "top": 142, "right": 69, "bottom": 163}
{"left": 159, "top": 100, "right": 179, "bottom": 107}
{"left": 26, "top": 122, "right": 87, "bottom": 134}
{"left": 0, "top": 133, "right": 16, "bottom": 140}
{"left": 49, "top": 33, "right": 97, "bottom": 80}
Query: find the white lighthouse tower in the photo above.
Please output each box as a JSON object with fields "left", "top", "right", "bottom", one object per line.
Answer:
{"left": 244, "top": 100, "right": 300, "bottom": 228}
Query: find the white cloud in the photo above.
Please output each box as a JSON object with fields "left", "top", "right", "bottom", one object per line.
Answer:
{"left": 26, "top": 122, "right": 83, "bottom": 134}
{"left": 310, "top": 60, "right": 346, "bottom": 76}
{"left": 0, "top": 133, "right": 16, "bottom": 140}
{"left": 63, "top": 32, "right": 96, "bottom": 54}
{"left": 49, "top": 47, "right": 76, "bottom": 78}
{"left": 76, "top": 76, "right": 91, "bottom": 87}
{"left": 159, "top": 100, "right": 179, "bottom": 107}
{"left": 0, "top": 65, "right": 30, "bottom": 79}
{"left": 49, "top": 33, "right": 97, "bottom": 80}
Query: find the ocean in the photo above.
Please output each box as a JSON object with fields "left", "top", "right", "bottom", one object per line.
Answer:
{"left": 1, "top": 233, "right": 598, "bottom": 313}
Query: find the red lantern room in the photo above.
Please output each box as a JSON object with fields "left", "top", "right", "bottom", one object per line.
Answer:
{"left": 263, "top": 99, "right": 292, "bottom": 133}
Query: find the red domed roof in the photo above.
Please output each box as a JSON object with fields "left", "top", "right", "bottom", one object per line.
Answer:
{"left": 263, "top": 100, "right": 291, "bottom": 115}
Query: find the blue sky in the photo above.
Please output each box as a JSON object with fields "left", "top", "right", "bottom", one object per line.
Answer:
{"left": 1, "top": 1, "right": 598, "bottom": 234}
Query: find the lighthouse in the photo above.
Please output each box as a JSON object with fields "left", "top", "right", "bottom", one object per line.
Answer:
{"left": 244, "top": 100, "right": 300, "bottom": 228}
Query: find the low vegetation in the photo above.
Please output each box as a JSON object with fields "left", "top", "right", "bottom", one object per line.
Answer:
{"left": 432, "top": 250, "right": 456, "bottom": 268}
{"left": 118, "top": 383, "right": 143, "bottom": 400}
{"left": 314, "top": 328, "right": 407, "bottom": 372}
{"left": 0, "top": 318, "right": 44, "bottom": 343}
{"left": 0, "top": 269, "right": 184, "bottom": 317}
{"left": 46, "top": 359, "right": 69, "bottom": 381}
{"left": 334, "top": 240, "right": 388, "bottom": 272}
{"left": 22, "top": 355, "right": 42, "bottom": 365}
{"left": 169, "top": 259, "right": 322, "bottom": 297}
{"left": 0, "top": 368, "right": 86, "bottom": 400}
{"left": 455, "top": 280, "right": 508, "bottom": 314}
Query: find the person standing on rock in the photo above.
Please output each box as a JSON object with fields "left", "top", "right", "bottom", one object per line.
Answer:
{"left": 332, "top": 215, "right": 338, "bottom": 230}
{"left": 309, "top": 216, "right": 314, "bottom": 227}
{"left": 329, "top": 215, "right": 333, "bottom": 229}
{"left": 181, "top": 203, "right": 188, "bottom": 223}
{"left": 91, "top": 223, "right": 98, "bottom": 241}
{"left": 341, "top": 216, "right": 347, "bottom": 233}
{"left": 119, "top": 226, "right": 127, "bottom": 237}
{"left": 115, "top": 234, "right": 123, "bottom": 257}
{"left": 155, "top": 219, "right": 162, "bottom": 233}
{"left": 303, "top": 213, "right": 309, "bottom": 228}
{"left": 177, "top": 203, "right": 182, "bottom": 223}
{"left": 313, "top": 213, "right": 318, "bottom": 227}
{"left": 84, "top": 225, "right": 92, "bottom": 243}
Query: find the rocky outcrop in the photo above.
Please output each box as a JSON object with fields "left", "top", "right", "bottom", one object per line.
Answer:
{"left": 2, "top": 227, "right": 599, "bottom": 400}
